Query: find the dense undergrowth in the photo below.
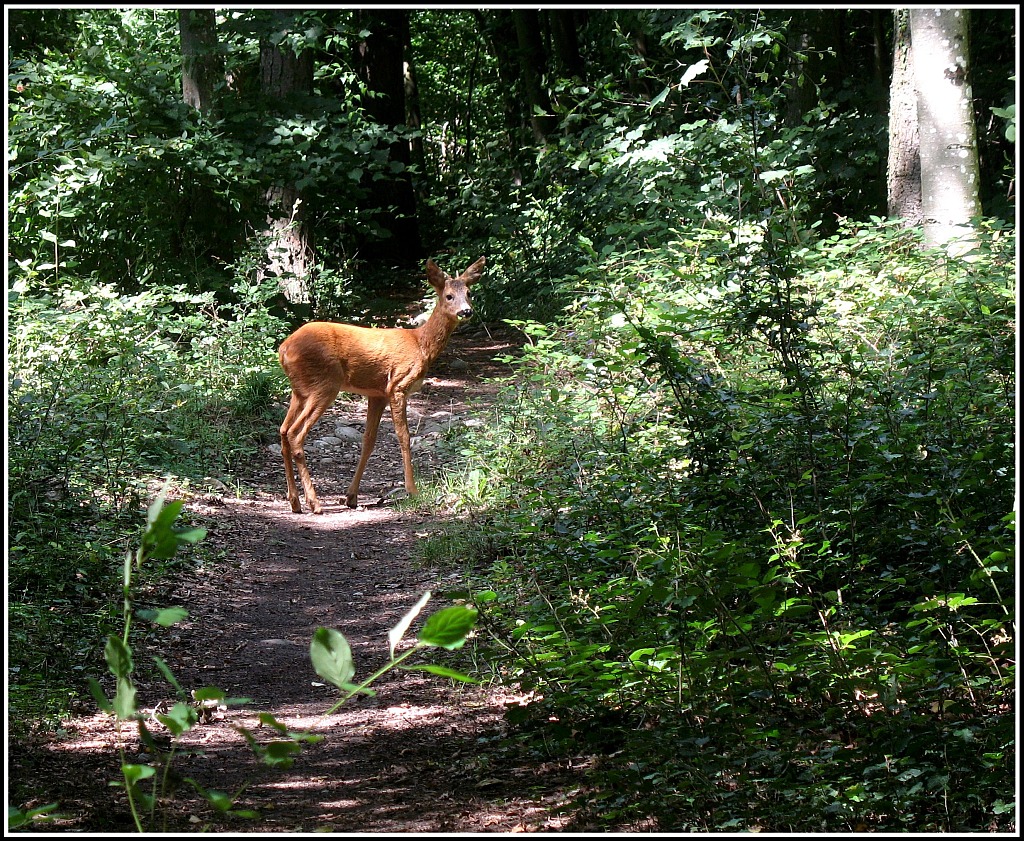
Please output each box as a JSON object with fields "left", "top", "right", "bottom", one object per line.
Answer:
{"left": 6, "top": 265, "right": 287, "bottom": 729}
{"left": 430, "top": 219, "right": 1016, "bottom": 832}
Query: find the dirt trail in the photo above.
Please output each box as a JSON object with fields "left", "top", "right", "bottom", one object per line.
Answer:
{"left": 10, "top": 323, "right": 586, "bottom": 833}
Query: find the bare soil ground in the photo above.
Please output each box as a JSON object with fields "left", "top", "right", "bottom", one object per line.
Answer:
{"left": 8, "top": 323, "right": 596, "bottom": 834}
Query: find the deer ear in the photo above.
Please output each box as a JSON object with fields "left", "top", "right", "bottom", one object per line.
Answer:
{"left": 426, "top": 258, "right": 447, "bottom": 291}
{"left": 461, "top": 256, "right": 486, "bottom": 285}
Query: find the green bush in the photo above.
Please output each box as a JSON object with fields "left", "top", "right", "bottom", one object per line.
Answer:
{"left": 7, "top": 266, "right": 288, "bottom": 726}
{"left": 436, "top": 218, "right": 1015, "bottom": 831}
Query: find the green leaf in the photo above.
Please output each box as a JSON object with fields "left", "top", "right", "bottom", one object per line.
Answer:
{"left": 400, "top": 664, "right": 478, "bottom": 684}
{"left": 7, "top": 803, "right": 60, "bottom": 828}
{"left": 137, "top": 606, "right": 188, "bottom": 627}
{"left": 121, "top": 763, "right": 156, "bottom": 786}
{"left": 151, "top": 656, "right": 184, "bottom": 696}
{"left": 837, "top": 629, "right": 874, "bottom": 649}
{"left": 417, "top": 605, "right": 478, "bottom": 650}
{"left": 193, "top": 686, "right": 230, "bottom": 702}
{"left": 389, "top": 591, "right": 432, "bottom": 659}
{"left": 104, "top": 635, "right": 133, "bottom": 679}
{"left": 147, "top": 490, "right": 180, "bottom": 529}
{"left": 174, "top": 526, "right": 207, "bottom": 545}
{"left": 251, "top": 713, "right": 321, "bottom": 743}
{"left": 140, "top": 485, "right": 206, "bottom": 561}
{"left": 113, "top": 675, "right": 138, "bottom": 721}
{"left": 155, "top": 701, "right": 198, "bottom": 737}
{"left": 255, "top": 712, "right": 289, "bottom": 734}
{"left": 86, "top": 677, "right": 113, "bottom": 714}
{"left": 310, "top": 627, "right": 355, "bottom": 689}
{"left": 195, "top": 785, "right": 235, "bottom": 813}
{"left": 260, "top": 740, "right": 303, "bottom": 768}
{"left": 681, "top": 58, "right": 710, "bottom": 87}
{"left": 649, "top": 86, "right": 670, "bottom": 108}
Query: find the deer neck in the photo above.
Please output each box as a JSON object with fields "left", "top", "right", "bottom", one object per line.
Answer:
{"left": 415, "top": 304, "right": 458, "bottom": 364}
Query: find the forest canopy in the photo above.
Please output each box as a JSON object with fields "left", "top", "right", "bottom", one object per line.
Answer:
{"left": 7, "top": 7, "right": 1017, "bottom": 833}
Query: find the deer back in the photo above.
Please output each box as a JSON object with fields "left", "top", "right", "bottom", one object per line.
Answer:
{"left": 279, "top": 322, "right": 427, "bottom": 399}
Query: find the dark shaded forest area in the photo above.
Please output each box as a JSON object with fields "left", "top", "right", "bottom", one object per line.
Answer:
{"left": 7, "top": 7, "right": 1017, "bottom": 832}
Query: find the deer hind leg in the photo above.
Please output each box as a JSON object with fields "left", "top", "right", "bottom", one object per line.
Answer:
{"left": 345, "top": 396, "right": 387, "bottom": 508}
{"left": 389, "top": 392, "right": 418, "bottom": 497}
{"left": 280, "top": 394, "right": 304, "bottom": 513}
{"left": 280, "top": 387, "right": 338, "bottom": 514}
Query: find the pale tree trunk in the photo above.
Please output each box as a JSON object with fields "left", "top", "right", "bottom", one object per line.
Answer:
{"left": 260, "top": 13, "right": 315, "bottom": 301}
{"left": 909, "top": 7, "right": 982, "bottom": 256}
{"left": 263, "top": 184, "right": 312, "bottom": 303}
{"left": 886, "top": 9, "right": 922, "bottom": 223}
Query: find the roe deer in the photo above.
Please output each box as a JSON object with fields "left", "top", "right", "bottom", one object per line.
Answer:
{"left": 278, "top": 256, "right": 486, "bottom": 514}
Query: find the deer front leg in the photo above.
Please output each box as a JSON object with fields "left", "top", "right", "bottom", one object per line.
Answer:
{"left": 345, "top": 396, "right": 387, "bottom": 508}
{"left": 389, "top": 391, "right": 418, "bottom": 497}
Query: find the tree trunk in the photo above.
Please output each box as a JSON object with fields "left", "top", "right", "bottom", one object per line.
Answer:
{"left": 512, "top": 9, "right": 556, "bottom": 144}
{"left": 546, "top": 9, "right": 585, "bottom": 82}
{"left": 260, "top": 12, "right": 315, "bottom": 302}
{"left": 263, "top": 184, "right": 312, "bottom": 303}
{"left": 909, "top": 7, "right": 982, "bottom": 255}
{"left": 176, "top": 9, "right": 228, "bottom": 268}
{"left": 887, "top": 9, "right": 922, "bottom": 223}
{"left": 355, "top": 11, "right": 419, "bottom": 254}
{"left": 783, "top": 10, "right": 845, "bottom": 126}
{"left": 783, "top": 11, "right": 817, "bottom": 126}
{"left": 478, "top": 10, "right": 528, "bottom": 177}
{"left": 178, "top": 9, "right": 221, "bottom": 117}
{"left": 354, "top": 9, "right": 422, "bottom": 262}
{"left": 404, "top": 41, "right": 426, "bottom": 199}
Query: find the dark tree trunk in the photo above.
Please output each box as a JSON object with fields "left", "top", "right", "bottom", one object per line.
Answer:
{"left": 512, "top": 9, "right": 556, "bottom": 144}
{"left": 478, "top": 10, "right": 529, "bottom": 175}
{"left": 783, "top": 10, "right": 843, "bottom": 126}
{"left": 886, "top": 9, "right": 922, "bottom": 224}
{"left": 404, "top": 42, "right": 426, "bottom": 199}
{"left": 626, "top": 19, "right": 652, "bottom": 98}
{"left": 175, "top": 9, "right": 229, "bottom": 268}
{"left": 546, "top": 9, "right": 585, "bottom": 81}
{"left": 261, "top": 35, "right": 313, "bottom": 99}
{"left": 354, "top": 9, "right": 422, "bottom": 262}
{"left": 178, "top": 9, "right": 221, "bottom": 117}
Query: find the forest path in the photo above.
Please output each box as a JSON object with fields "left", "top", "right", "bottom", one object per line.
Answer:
{"left": 13, "top": 321, "right": 586, "bottom": 833}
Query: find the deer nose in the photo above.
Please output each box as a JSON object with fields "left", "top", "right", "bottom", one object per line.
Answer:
{"left": 457, "top": 306, "right": 474, "bottom": 320}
